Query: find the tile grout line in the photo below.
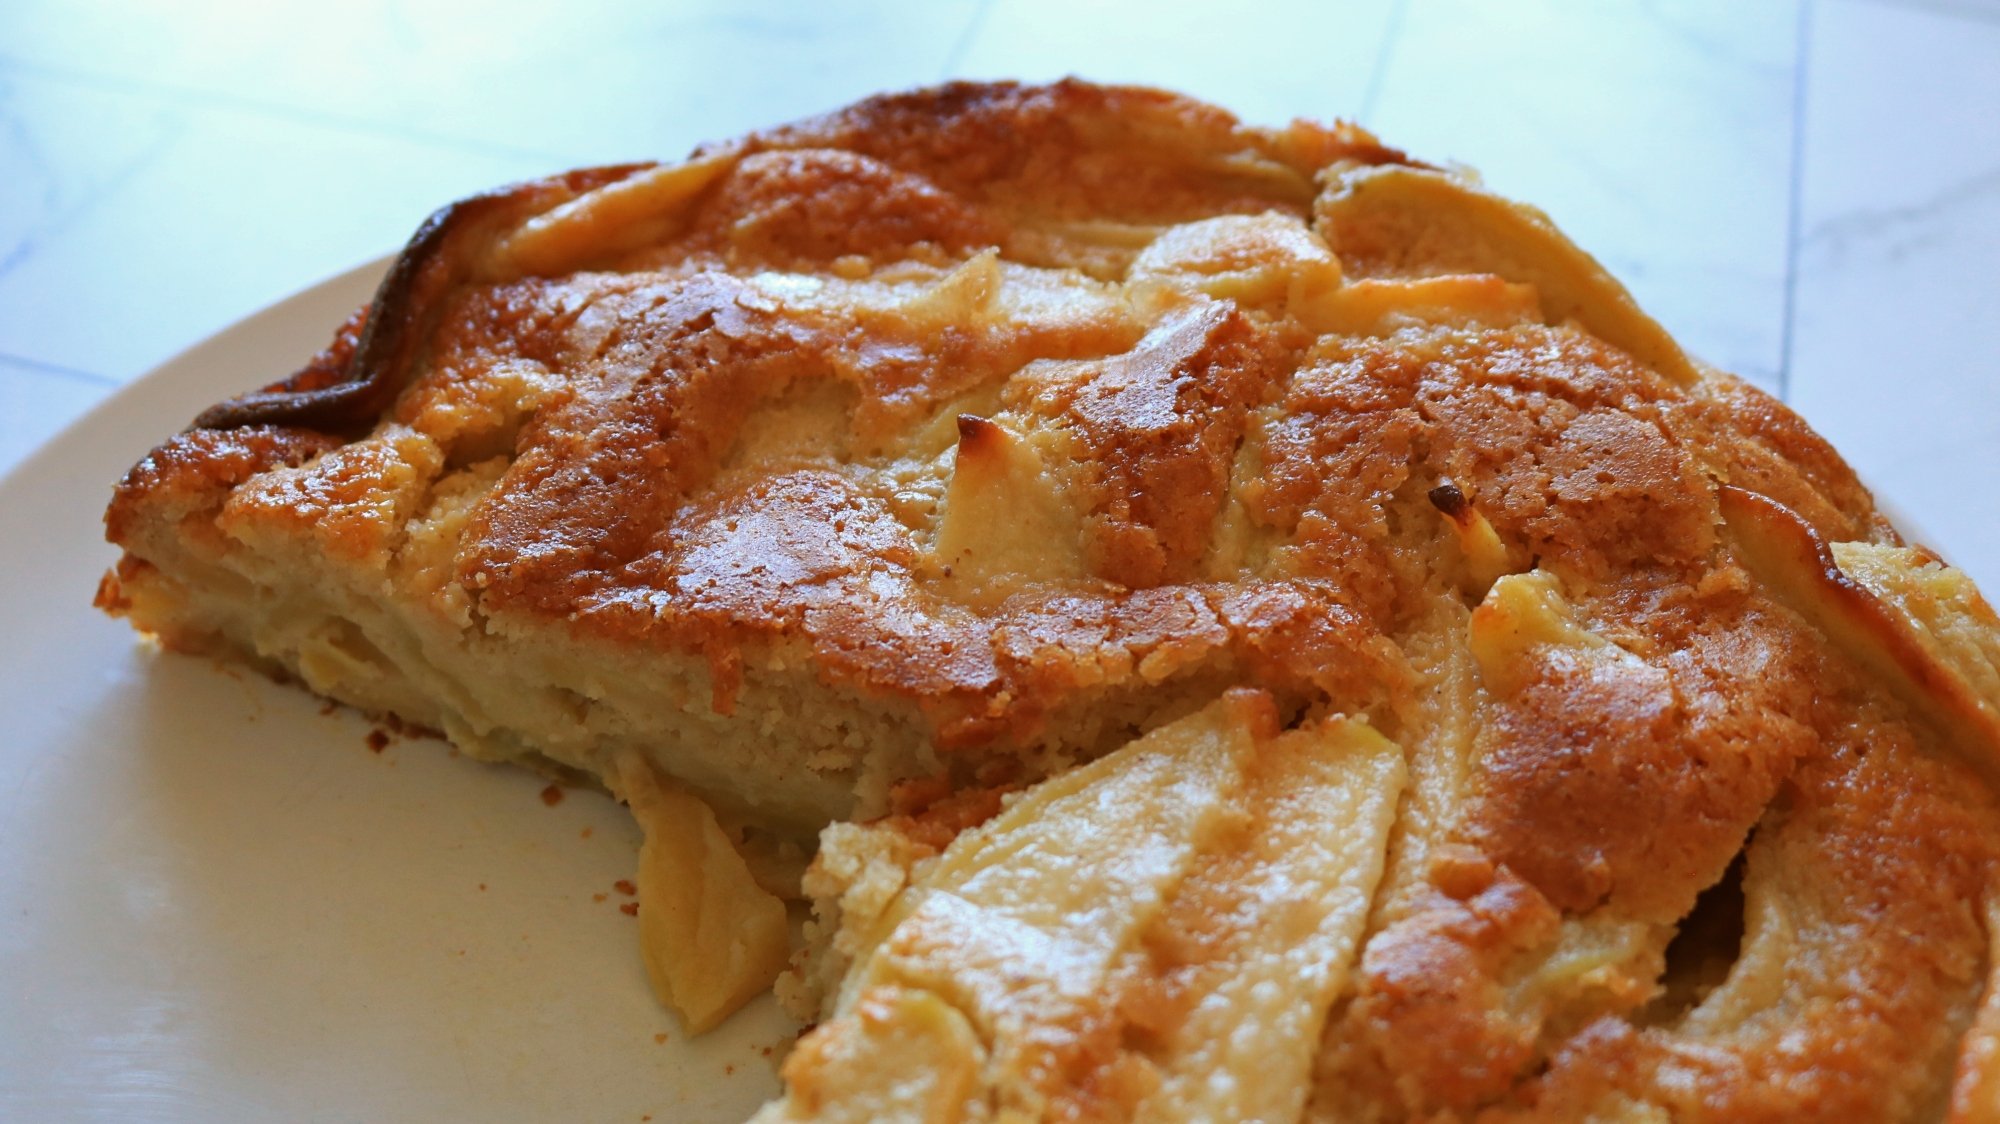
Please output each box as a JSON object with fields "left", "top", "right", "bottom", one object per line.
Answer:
{"left": 1847, "top": 0, "right": 2000, "bottom": 28}
{"left": 0, "top": 351, "right": 119, "bottom": 388}
{"left": 1358, "top": 0, "right": 1413, "bottom": 125}
{"left": 940, "top": 0, "right": 999, "bottom": 79}
{"left": 0, "top": 54, "right": 568, "bottom": 169}
{"left": 0, "top": 114, "right": 187, "bottom": 288}
{"left": 1777, "top": 0, "right": 1815, "bottom": 404}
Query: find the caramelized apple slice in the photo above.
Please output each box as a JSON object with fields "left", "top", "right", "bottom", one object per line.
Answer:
{"left": 843, "top": 689, "right": 1255, "bottom": 1012}
{"left": 616, "top": 754, "right": 792, "bottom": 1033}
{"left": 754, "top": 986, "right": 987, "bottom": 1124}
{"left": 865, "top": 693, "right": 1257, "bottom": 1117}
{"left": 1467, "top": 569, "right": 1623, "bottom": 698}
{"left": 893, "top": 250, "right": 1004, "bottom": 332}
{"left": 1717, "top": 486, "right": 2000, "bottom": 782}
{"left": 1303, "top": 273, "right": 1543, "bottom": 338}
{"left": 763, "top": 692, "right": 1408, "bottom": 1121}
{"left": 1427, "top": 479, "right": 1524, "bottom": 595}
{"left": 933, "top": 414, "right": 1089, "bottom": 592}
{"left": 1134, "top": 715, "right": 1405, "bottom": 1123}
{"left": 1128, "top": 211, "right": 1344, "bottom": 311}
{"left": 494, "top": 152, "right": 736, "bottom": 276}
{"left": 1316, "top": 164, "right": 1696, "bottom": 384}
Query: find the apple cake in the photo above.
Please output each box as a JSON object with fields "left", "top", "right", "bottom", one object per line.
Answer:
{"left": 97, "top": 80, "right": 2000, "bottom": 1120}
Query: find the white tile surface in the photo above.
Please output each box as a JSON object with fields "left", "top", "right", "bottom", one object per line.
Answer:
{"left": 1860, "top": 0, "right": 2000, "bottom": 23}
{"left": 0, "top": 357, "right": 114, "bottom": 478}
{"left": 951, "top": 0, "right": 1402, "bottom": 125}
{"left": 0, "top": 67, "right": 538, "bottom": 380}
{"left": 1790, "top": 0, "right": 2000, "bottom": 591}
{"left": 0, "top": 0, "right": 984, "bottom": 166}
{"left": 1367, "top": 0, "right": 1801, "bottom": 390}
{"left": 0, "top": 1, "right": 990, "bottom": 384}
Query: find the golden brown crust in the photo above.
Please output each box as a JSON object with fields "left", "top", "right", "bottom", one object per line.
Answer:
{"left": 106, "top": 425, "right": 345, "bottom": 547}
{"left": 1005, "top": 302, "right": 1281, "bottom": 587}
{"left": 1510, "top": 709, "right": 1997, "bottom": 1123}
{"left": 680, "top": 148, "right": 1007, "bottom": 269}
{"left": 715, "top": 80, "right": 1348, "bottom": 221}
{"left": 191, "top": 163, "right": 653, "bottom": 435}
{"left": 100, "top": 80, "right": 2000, "bottom": 1119}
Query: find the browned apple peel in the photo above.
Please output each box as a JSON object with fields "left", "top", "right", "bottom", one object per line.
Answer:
{"left": 493, "top": 151, "right": 738, "bottom": 277}
{"left": 1717, "top": 485, "right": 2000, "bottom": 784}
{"left": 933, "top": 413, "right": 1090, "bottom": 594}
{"left": 1301, "top": 272, "right": 1543, "bottom": 338}
{"left": 1427, "top": 479, "right": 1524, "bottom": 596}
{"left": 1316, "top": 165, "right": 1697, "bottom": 385}
{"left": 189, "top": 161, "right": 661, "bottom": 436}
{"left": 617, "top": 754, "right": 794, "bottom": 1033}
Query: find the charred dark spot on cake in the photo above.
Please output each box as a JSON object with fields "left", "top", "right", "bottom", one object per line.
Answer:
{"left": 1426, "top": 479, "right": 1470, "bottom": 522}
{"left": 262, "top": 303, "right": 372, "bottom": 398}
{"left": 374, "top": 712, "right": 444, "bottom": 740}
{"left": 954, "top": 413, "right": 1005, "bottom": 453}
{"left": 360, "top": 712, "right": 441, "bottom": 756}
{"left": 381, "top": 712, "right": 445, "bottom": 740}
{"left": 189, "top": 163, "right": 655, "bottom": 438}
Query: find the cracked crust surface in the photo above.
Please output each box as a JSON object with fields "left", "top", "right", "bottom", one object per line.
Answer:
{"left": 98, "top": 80, "right": 2000, "bottom": 1121}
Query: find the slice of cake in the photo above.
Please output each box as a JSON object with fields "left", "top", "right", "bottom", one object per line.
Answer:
{"left": 98, "top": 81, "right": 2000, "bottom": 1120}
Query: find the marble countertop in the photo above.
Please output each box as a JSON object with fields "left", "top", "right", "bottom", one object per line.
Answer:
{"left": 2, "top": 0, "right": 1994, "bottom": 589}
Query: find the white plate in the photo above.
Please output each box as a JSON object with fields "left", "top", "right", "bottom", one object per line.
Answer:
{"left": 0, "top": 259, "right": 788, "bottom": 1122}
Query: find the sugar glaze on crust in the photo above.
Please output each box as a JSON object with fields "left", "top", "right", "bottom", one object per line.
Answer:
{"left": 98, "top": 81, "right": 2000, "bottom": 1121}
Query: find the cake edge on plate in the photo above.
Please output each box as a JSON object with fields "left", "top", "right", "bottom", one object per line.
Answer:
{"left": 94, "top": 79, "right": 2000, "bottom": 1120}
